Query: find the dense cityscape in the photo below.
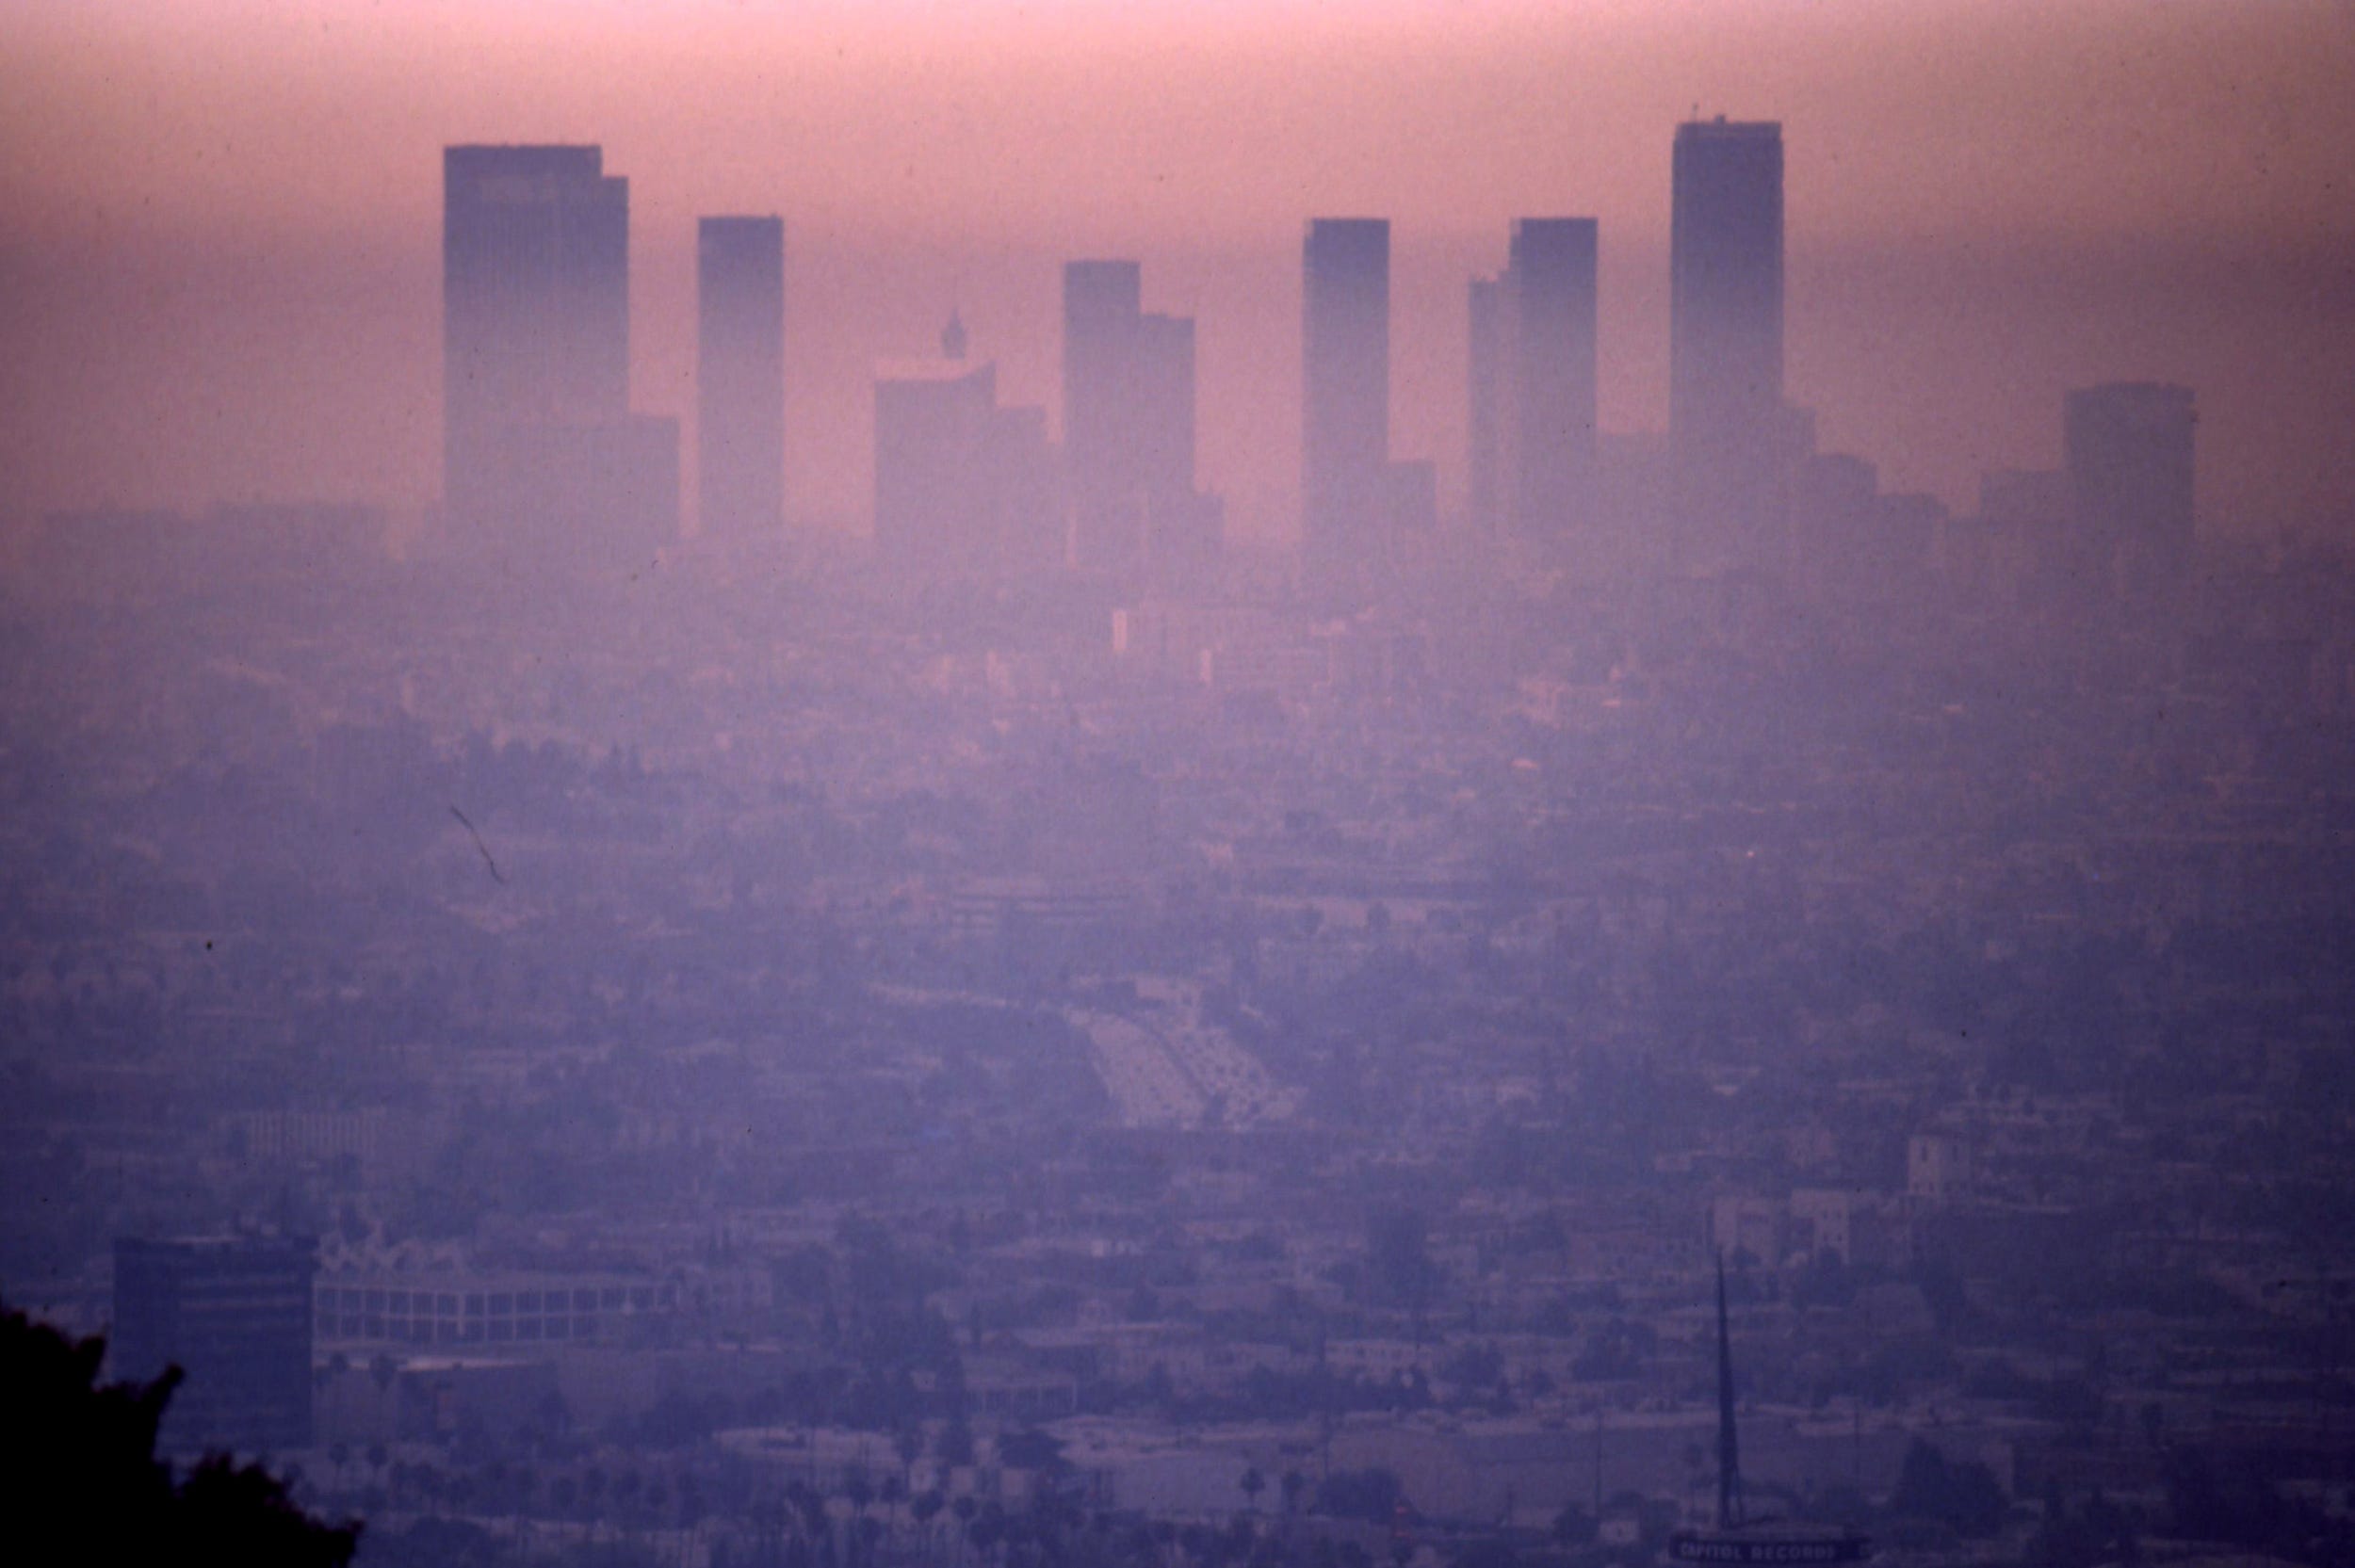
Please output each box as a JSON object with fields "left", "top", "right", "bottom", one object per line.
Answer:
{"left": 4, "top": 11, "right": 2354, "bottom": 1568}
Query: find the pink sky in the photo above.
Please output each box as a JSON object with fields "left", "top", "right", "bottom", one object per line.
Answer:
{"left": 3, "top": 0, "right": 2351, "bottom": 539}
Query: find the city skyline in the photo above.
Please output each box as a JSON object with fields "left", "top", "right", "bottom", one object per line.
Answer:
{"left": 5, "top": 10, "right": 2354, "bottom": 1556}
{"left": 2, "top": 1, "right": 2350, "bottom": 546}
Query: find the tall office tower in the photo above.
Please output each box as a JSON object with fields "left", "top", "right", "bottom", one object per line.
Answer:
{"left": 1133, "top": 312, "right": 1198, "bottom": 502}
{"left": 1467, "top": 276, "right": 1504, "bottom": 536}
{"left": 1064, "top": 260, "right": 1145, "bottom": 569}
{"left": 1505, "top": 218, "right": 1600, "bottom": 541}
{"left": 444, "top": 145, "right": 628, "bottom": 512}
{"left": 1301, "top": 218, "right": 1391, "bottom": 572}
{"left": 112, "top": 1236, "right": 317, "bottom": 1453}
{"left": 697, "top": 216, "right": 786, "bottom": 542}
{"left": 2065, "top": 382, "right": 2196, "bottom": 562}
{"left": 1062, "top": 261, "right": 1215, "bottom": 573}
{"left": 1670, "top": 119, "right": 1785, "bottom": 571}
{"left": 444, "top": 145, "right": 674, "bottom": 559}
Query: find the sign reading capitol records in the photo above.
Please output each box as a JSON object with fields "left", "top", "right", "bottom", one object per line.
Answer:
{"left": 1668, "top": 1534, "right": 1873, "bottom": 1564}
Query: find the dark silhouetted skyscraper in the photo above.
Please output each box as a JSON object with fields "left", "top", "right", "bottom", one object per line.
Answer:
{"left": 1302, "top": 218, "right": 1390, "bottom": 573}
{"left": 112, "top": 1235, "right": 317, "bottom": 1453}
{"left": 1671, "top": 119, "right": 1785, "bottom": 571}
{"left": 443, "top": 145, "right": 675, "bottom": 561}
{"left": 2066, "top": 382, "right": 2196, "bottom": 561}
{"left": 697, "top": 216, "right": 786, "bottom": 543}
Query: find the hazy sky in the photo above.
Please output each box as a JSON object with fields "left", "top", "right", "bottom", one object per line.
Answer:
{"left": 3, "top": 0, "right": 2351, "bottom": 541}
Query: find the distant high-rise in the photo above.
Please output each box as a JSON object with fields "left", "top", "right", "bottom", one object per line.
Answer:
{"left": 1505, "top": 218, "right": 1600, "bottom": 540}
{"left": 1064, "top": 260, "right": 1145, "bottom": 569}
{"left": 1132, "top": 311, "right": 1198, "bottom": 502}
{"left": 2066, "top": 382, "right": 2196, "bottom": 558}
{"left": 112, "top": 1236, "right": 316, "bottom": 1453}
{"left": 696, "top": 216, "right": 785, "bottom": 542}
{"left": 1670, "top": 119, "right": 1785, "bottom": 570}
{"left": 443, "top": 145, "right": 674, "bottom": 559}
{"left": 444, "top": 146, "right": 628, "bottom": 512}
{"left": 1302, "top": 218, "right": 1390, "bottom": 570}
{"left": 1062, "top": 260, "right": 1213, "bottom": 574}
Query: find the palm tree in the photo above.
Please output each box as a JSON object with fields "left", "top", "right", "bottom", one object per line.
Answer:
{"left": 896, "top": 1424, "right": 925, "bottom": 1494}
{"left": 952, "top": 1495, "right": 979, "bottom": 1567}
{"left": 847, "top": 1461, "right": 875, "bottom": 1509}
{"left": 793, "top": 1479, "right": 833, "bottom": 1562}
{"left": 912, "top": 1488, "right": 947, "bottom": 1565}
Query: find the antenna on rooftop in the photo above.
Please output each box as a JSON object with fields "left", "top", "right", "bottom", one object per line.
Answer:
{"left": 1716, "top": 1250, "right": 1746, "bottom": 1531}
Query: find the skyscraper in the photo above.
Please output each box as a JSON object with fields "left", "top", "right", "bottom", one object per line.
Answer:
{"left": 2065, "top": 382, "right": 2196, "bottom": 558}
{"left": 444, "top": 145, "right": 628, "bottom": 512}
{"left": 1064, "top": 260, "right": 1146, "bottom": 569}
{"left": 1670, "top": 119, "right": 1785, "bottom": 571}
{"left": 697, "top": 216, "right": 786, "bottom": 542}
{"left": 112, "top": 1235, "right": 317, "bottom": 1453}
{"left": 1505, "top": 218, "right": 1600, "bottom": 541}
{"left": 1301, "top": 218, "right": 1390, "bottom": 571}
{"left": 443, "top": 145, "right": 674, "bottom": 560}
{"left": 1062, "top": 260, "right": 1213, "bottom": 574}
{"left": 1132, "top": 311, "right": 1198, "bottom": 504}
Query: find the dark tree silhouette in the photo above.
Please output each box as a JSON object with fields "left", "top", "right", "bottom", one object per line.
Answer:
{"left": 0, "top": 1303, "right": 359, "bottom": 1565}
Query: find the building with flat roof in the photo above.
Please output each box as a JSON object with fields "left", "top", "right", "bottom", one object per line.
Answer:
{"left": 1063, "top": 261, "right": 1217, "bottom": 575}
{"left": 443, "top": 144, "right": 675, "bottom": 562}
{"left": 1671, "top": 119, "right": 1786, "bottom": 574}
{"left": 1505, "top": 218, "right": 1600, "bottom": 542}
{"left": 697, "top": 216, "right": 787, "bottom": 542}
{"left": 1302, "top": 218, "right": 1391, "bottom": 577}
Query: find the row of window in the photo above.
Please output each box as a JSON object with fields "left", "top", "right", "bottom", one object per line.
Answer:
{"left": 317, "top": 1285, "right": 671, "bottom": 1316}
{"left": 317, "top": 1313, "right": 606, "bottom": 1344}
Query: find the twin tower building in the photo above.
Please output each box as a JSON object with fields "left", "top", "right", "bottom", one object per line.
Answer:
{"left": 444, "top": 121, "right": 1791, "bottom": 576}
